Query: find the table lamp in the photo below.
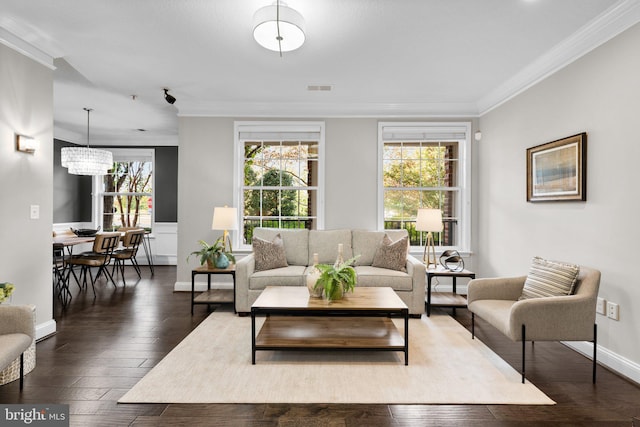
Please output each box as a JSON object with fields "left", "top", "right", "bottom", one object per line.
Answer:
{"left": 212, "top": 206, "right": 238, "bottom": 253}
{"left": 416, "top": 208, "right": 443, "bottom": 270}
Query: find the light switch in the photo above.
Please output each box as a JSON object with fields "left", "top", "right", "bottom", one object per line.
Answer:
{"left": 30, "top": 204, "right": 40, "bottom": 219}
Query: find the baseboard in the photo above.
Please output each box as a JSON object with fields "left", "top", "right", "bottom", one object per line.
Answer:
{"left": 564, "top": 341, "right": 640, "bottom": 385}
{"left": 36, "top": 319, "right": 56, "bottom": 341}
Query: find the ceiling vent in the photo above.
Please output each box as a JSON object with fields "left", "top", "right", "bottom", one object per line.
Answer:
{"left": 307, "top": 85, "right": 333, "bottom": 92}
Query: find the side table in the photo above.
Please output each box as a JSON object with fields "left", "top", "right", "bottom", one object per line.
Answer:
{"left": 191, "top": 265, "right": 236, "bottom": 315}
{"left": 426, "top": 267, "right": 476, "bottom": 316}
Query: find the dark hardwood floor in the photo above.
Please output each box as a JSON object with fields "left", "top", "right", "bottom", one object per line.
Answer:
{"left": 1, "top": 266, "right": 639, "bottom": 426}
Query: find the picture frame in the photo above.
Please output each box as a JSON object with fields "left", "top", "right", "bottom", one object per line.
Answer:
{"left": 526, "top": 133, "right": 587, "bottom": 202}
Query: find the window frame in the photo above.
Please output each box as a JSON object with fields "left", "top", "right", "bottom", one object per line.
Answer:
{"left": 234, "top": 121, "right": 325, "bottom": 251}
{"left": 377, "top": 122, "right": 471, "bottom": 253}
{"left": 92, "top": 148, "right": 155, "bottom": 231}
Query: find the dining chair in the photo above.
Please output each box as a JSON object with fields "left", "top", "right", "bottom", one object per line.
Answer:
{"left": 112, "top": 229, "right": 145, "bottom": 284}
{"left": 52, "top": 243, "right": 72, "bottom": 307}
{"left": 67, "top": 232, "right": 121, "bottom": 297}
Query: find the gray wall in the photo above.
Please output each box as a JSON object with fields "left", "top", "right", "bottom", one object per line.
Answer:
{"left": 52, "top": 142, "right": 178, "bottom": 223}
{"left": 176, "top": 117, "right": 479, "bottom": 283}
{"left": 0, "top": 42, "right": 54, "bottom": 330}
{"left": 478, "top": 22, "right": 640, "bottom": 378}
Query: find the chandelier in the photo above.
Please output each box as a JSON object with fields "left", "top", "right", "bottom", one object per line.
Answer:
{"left": 61, "top": 108, "right": 113, "bottom": 175}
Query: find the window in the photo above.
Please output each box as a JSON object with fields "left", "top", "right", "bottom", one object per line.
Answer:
{"left": 234, "top": 122, "right": 325, "bottom": 249}
{"left": 378, "top": 122, "right": 471, "bottom": 252}
{"left": 96, "top": 149, "right": 154, "bottom": 231}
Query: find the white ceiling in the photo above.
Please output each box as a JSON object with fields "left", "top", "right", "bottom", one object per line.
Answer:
{"left": 2, "top": 0, "right": 640, "bottom": 146}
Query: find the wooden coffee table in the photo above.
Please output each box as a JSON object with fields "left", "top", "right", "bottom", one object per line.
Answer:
{"left": 250, "top": 286, "right": 409, "bottom": 365}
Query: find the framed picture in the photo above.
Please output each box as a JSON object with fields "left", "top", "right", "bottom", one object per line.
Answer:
{"left": 526, "top": 133, "right": 587, "bottom": 202}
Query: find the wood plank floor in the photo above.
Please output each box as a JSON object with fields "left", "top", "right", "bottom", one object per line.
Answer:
{"left": 1, "top": 266, "right": 639, "bottom": 426}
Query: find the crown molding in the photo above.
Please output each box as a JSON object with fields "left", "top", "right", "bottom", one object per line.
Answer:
{"left": 178, "top": 101, "right": 480, "bottom": 118}
{"left": 477, "top": 0, "right": 640, "bottom": 116}
{"left": 0, "top": 26, "right": 55, "bottom": 70}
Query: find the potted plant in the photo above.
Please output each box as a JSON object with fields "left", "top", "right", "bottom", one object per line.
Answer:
{"left": 314, "top": 256, "right": 358, "bottom": 301}
{"left": 188, "top": 237, "right": 236, "bottom": 269}
{"left": 0, "top": 282, "right": 15, "bottom": 304}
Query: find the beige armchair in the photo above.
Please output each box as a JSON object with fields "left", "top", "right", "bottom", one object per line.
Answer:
{"left": 467, "top": 265, "right": 600, "bottom": 383}
{"left": 0, "top": 305, "right": 36, "bottom": 390}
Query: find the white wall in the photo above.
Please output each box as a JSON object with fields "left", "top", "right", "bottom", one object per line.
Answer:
{"left": 0, "top": 42, "right": 55, "bottom": 337}
{"left": 478, "top": 22, "right": 640, "bottom": 381}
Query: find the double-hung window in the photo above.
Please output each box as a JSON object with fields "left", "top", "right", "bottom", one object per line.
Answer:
{"left": 96, "top": 148, "right": 154, "bottom": 232}
{"left": 378, "top": 122, "right": 471, "bottom": 252}
{"left": 234, "top": 122, "right": 325, "bottom": 250}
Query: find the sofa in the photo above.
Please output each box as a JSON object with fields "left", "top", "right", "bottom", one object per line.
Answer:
{"left": 235, "top": 228, "right": 426, "bottom": 315}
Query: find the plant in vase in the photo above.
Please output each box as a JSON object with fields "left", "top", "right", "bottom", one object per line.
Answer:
{"left": 188, "top": 237, "right": 236, "bottom": 269}
{"left": 0, "top": 282, "right": 15, "bottom": 303}
{"left": 315, "top": 256, "right": 359, "bottom": 301}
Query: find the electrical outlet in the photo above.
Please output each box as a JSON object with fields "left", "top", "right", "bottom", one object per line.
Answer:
{"left": 596, "top": 297, "right": 606, "bottom": 315}
{"left": 606, "top": 301, "right": 619, "bottom": 320}
{"left": 30, "top": 204, "right": 39, "bottom": 219}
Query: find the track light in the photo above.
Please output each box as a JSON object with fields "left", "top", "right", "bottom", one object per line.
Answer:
{"left": 164, "top": 88, "right": 176, "bottom": 105}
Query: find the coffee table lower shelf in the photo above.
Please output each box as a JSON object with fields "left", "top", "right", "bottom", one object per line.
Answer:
{"left": 254, "top": 316, "right": 406, "bottom": 360}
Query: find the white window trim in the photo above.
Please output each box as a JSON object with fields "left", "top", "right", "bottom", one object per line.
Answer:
{"left": 377, "top": 122, "right": 471, "bottom": 253}
{"left": 92, "top": 148, "right": 155, "bottom": 230}
{"left": 233, "top": 121, "right": 325, "bottom": 251}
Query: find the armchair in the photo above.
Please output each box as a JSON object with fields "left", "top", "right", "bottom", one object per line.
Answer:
{"left": 467, "top": 265, "right": 601, "bottom": 383}
{"left": 0, "top": 305, "right": 35, "bottom": 390}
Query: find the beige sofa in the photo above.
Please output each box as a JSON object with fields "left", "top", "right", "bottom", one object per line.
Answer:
{"left": 235, "top": 228, "right": 426, "bottom": 315}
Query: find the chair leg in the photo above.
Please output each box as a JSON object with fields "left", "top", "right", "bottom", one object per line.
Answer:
{"left": 131, "top": 257, "right": 141, "bottom": 278}
{"left": 471, "top": 313, "right": 475, "bottom": 339}
{"left": 593, "top": 323, "right": 598, "bottom": 384}
{"left": 19, "top": 353, "right": 24, "bottom": 391}
{"left": 521, "top": 324, "right": 526, "bottom": 384}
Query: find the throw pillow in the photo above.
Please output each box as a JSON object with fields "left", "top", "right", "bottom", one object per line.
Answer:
{"left": 253, "top": 234, "right": 288, "bottom": 272}
{"left": 519, "top": 256, "right": 580, "bottom": 300}
{"left": 371, "top": 234, "right": 408, "bottom": 272}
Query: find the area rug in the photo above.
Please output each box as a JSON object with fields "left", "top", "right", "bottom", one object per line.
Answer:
{"left": 119, "top": 312, "right": 554, "bottom": 405}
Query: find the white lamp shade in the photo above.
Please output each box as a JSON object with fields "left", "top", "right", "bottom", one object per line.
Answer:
{"left": 16, "top": 134, "right": 38, "bottom": 153}
{"left": 253, "top": 4, "right": 305, "bottom": 52}
{"left": 415, "top": 209, "right": 443, "bottom": 232}
{"left": 212, "top": 206, "right": 238, "bottom": 230}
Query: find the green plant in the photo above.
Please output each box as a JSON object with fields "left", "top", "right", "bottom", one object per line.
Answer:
{"left": 315, "top": 256, "right": 359, "bottom": 301}
{"left": 0, "top": 282, "right": 15, "bottom": 303}
{"left": 187, "top": 237, "right": 236, "bottom": 267}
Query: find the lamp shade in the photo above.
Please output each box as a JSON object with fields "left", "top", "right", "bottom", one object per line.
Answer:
{"left": 253, "top": 3, "right": 305, "bottom": 52}
{"left": 415, "top": 209, "right": 443, "bottom": 232}
{"left": 212, "top": 206, "right": 238, "bottom": 230}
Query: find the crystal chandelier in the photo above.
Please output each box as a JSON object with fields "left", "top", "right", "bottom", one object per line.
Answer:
{"left": 61, "top": 108, "right": 113, "bottom": 175}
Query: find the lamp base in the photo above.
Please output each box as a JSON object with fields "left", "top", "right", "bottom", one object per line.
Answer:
{"left": 423, "top": 232, "right": 438, "bottom": 270}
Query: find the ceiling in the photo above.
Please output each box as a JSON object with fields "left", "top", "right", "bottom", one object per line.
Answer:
{"left": 2, "top": 0, "right": 639, "bottom": 146}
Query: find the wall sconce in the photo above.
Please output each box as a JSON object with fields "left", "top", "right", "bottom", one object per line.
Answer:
{"left": 16, "top": 134, "right": 38, "bottom": 154}
{"left": 474, "top": 130, "right": 482, "bottom": 141}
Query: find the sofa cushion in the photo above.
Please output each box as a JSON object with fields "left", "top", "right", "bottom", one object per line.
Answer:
{"left": 308, "top": 230, "right": 353, "bottom": 265}
{"left": 371, "top": 234, "right": 408, "bottom": 272}
{"left": 352, "top": 230, "right": 385, "bottom": 266}
{"left": 249, "top": 266, "right": 307, "bottom": 290}
{"left": 355, "top": 266, "right": 413, "bottom": 291}
{"left": 253, "top": 234, "right": 288, "bottom": 272}
{"left": 253, "top": 228, "right": 309, "bottom": 266}
{"left": 520, "top": 256, "right": 580, "bottom": 300}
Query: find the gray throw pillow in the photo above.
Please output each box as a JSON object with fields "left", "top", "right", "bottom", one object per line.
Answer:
{"left": 253, "top": 234, "right": 288, "bottom": 272}
{"left": 371, "top": 234, "right": 408, "bottom": 272}
{"left": 519, "top": 256, "right": 579, "bottom": 300}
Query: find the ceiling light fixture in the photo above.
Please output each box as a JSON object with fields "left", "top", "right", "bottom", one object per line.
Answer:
{"left": 253, "top": 1, "right": 305, "bottom": 56}
{"left": 164, "top": 88, "right": 176, "bottom": 104}
{"left": 61, "top": 108, "right": 113, "bottom": 176}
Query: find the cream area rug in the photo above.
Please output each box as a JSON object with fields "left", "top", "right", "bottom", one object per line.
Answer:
{"left": 119, "top": 312, "right": 554, "bottom": 405}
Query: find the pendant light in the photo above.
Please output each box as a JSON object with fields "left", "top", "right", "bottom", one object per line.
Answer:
{"left": 61, "top": 108, "right": 113, "bottom": 175}
{"left": 253, "top": 0, "right": 305, "bottom": 56}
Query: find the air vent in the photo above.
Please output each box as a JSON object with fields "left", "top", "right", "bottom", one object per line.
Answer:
{"left": 307, "top": 85, "right": 333, "bottom": 92}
